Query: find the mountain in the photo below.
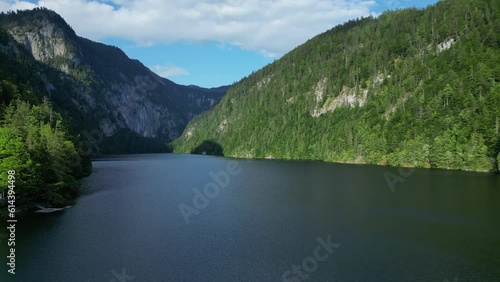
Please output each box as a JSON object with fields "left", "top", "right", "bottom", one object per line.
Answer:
{"left": 0, "top": 8, "right": 228, "bottom": 209}
{"left": 0, "top": 8, "right": 227, "bottom": 153}
{"left": 174, "top": 0, "right": 500, "bottom": 172}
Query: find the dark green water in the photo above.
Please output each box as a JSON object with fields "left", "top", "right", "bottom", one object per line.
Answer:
{"left": 1, "top": 154, "right": 499, "bottom": 281}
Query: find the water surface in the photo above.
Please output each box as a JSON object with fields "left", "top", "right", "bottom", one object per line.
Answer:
{"left": 1, "top": 154, "right": 499, "bottom": 281}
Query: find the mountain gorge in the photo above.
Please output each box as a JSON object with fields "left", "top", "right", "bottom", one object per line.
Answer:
{"left": 175, "top": 0, "right": 500, "bottom": 172}
{"left": 0, "top": 8, "right": 227, "bottom": 209}
{"left": 0, "top": 8, "right": 227, "bottom": 153}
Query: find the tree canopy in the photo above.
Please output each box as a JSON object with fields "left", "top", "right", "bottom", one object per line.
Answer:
{"left": 0, "top": 97, "right": 91, "bottom": 209}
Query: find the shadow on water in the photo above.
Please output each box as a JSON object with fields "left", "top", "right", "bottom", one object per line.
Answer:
{"left": 190, "top": 140, "right": 224, "bottom": 156}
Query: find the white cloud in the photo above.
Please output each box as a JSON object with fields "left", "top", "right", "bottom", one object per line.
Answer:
{"left": 1, "top": 0, "right": 36, "bottom": 11}
{"left": 0, "top": 0, "right": 377, "bottom": 56}
{"left": 149, "top": 64, "right": 189, "bottom": 78}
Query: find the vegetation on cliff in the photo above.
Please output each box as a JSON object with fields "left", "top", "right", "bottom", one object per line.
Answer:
{"left": 175, "top": 0, "right": 500, "bottom": 172}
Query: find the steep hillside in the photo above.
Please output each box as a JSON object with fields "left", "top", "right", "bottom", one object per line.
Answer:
{"left": 0, "top": 8, "right": 227, "bottom": 153}
{"left": 175, "top": 0, "right": 500, "bottom": 172}
{"left": 0, "top": 27, "right": 91, "bottom": 209}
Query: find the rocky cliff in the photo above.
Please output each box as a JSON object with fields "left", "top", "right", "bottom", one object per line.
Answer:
{"left": 0, "top": 8, "right": 227, "bottom": 150}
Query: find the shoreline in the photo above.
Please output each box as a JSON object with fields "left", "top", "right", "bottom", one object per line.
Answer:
{"left": 175, "top": 152, "right": 498, "bottom": 174}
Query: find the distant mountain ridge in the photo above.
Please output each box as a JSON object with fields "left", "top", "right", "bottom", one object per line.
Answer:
{"left": 175, "top": 0, "right": 500, "bottom": 172}
{"left": 0, "top": 8, "right": 227, "bottom": 152}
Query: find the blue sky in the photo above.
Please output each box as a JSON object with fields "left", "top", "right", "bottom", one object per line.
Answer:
{"left": 1, "top": 0, "right": 438, "bottom": 88}
{"left": 103, "top": 39, "right": 276, "bottom": 87}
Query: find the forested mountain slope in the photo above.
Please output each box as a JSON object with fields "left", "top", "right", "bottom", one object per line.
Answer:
{"left": 175, "top": 0, "right": 500, "bottom": 172}
{"left": 0, "top": 8, "right": 227, "bottom": 153}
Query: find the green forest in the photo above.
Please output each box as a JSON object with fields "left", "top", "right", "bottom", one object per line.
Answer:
{"left": 175, "top": 0, "right": 500, "bottom": 172}
{"left": 0, "top": 26, "right": 91, "bottom": 213}
{"left": 0, "top": 97, "right": 91, "bottom": 212}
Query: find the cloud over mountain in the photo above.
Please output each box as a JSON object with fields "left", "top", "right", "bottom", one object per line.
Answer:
{"left": 0, "top": 0, "right": 376, "bottom": 56}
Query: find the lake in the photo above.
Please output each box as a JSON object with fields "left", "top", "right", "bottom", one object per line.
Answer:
{"left": 1, "top": 154, "right": 499, "bottom": 281}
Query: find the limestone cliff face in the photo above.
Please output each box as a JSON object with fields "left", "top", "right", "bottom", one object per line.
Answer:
{"left": 10, "top": 24, "right": 72, "bottom": 65}
{"left": 0, "top": 8, "right": 226, "bottom": 142}
{"left": 5, "top": 10, "right": 80, "bottom": 74}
